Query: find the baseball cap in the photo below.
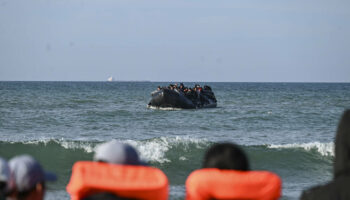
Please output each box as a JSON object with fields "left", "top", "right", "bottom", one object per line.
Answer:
{"left": 94, "top": 141, "right": 146, "bottom": 165}
{"left": 9, "top": 155, "right": 57, "bottom": 192}
{"left": 0, "top": 157, "right": 11, "bottom": 192}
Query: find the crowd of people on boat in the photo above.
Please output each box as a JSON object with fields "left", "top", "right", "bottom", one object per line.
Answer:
{"left": 1, "top": 109, "right": 349, "bottom": 200}
{"left": 155, "top": 83, "right": 217, "bottom": 106}
{"left": 157, "top": 83, "right": 213, "bottom": 94}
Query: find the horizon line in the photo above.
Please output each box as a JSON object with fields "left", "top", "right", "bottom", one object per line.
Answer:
{"left": 0, "top": 80, "right": 349, "bottom": 83}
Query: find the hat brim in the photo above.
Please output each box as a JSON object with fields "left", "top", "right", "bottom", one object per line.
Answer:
{"left": 44, "top": 171, "right": 57, "bottom": 182}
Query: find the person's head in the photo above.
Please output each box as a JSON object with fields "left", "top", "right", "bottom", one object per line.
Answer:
{"left": 334, "top": 109, "right": 350, "bottom": 177}
{"left": 204, "top": 85, "right": 212, "bottom": 91}
{"left": 9, "top": 155, "right": 57, "bottom": 200}
{"left": 83, "top": 192, "right": 136, "bottom": 200}
{"left": 203, "top": 143, "right": 250, "bottom": 171}
{"left": 94, "top": 141, "right": 146, "bottom": 165}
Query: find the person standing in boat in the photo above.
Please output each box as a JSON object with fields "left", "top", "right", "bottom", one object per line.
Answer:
{"left": 178, "top": 83, "right": 184, "bottom": 92}
{"left": 174, "top": 83, "right": 180, "bottom": 92}
{"left": 194, "top": 84, "right": 203, "bottom": 107}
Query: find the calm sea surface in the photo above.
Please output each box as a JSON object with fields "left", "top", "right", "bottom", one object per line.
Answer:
{"left": 1, "top": 81, "right": 349, "bottom": 199}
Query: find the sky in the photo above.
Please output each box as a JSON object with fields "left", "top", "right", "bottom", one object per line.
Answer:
{"left": 0, "top": 0, "right": 349, "bottom": 82}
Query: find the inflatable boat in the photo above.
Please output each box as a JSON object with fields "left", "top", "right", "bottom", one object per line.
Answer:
{"left": 148, "top": 87, "right": 217, "bottom": 109}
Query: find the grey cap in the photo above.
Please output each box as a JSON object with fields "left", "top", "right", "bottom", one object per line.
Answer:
{"left": 9, "top": 155, "right": 57, "bottom": 192}
{"left": 94, "top": 141, "right": 145, "bottom": 165}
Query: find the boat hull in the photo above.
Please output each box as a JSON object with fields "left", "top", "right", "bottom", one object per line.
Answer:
{"left": 148, "top": 89, "right": 216, "bottom": 109}
{"left": 148, "top": 89, "right": 196, "bottom": 109}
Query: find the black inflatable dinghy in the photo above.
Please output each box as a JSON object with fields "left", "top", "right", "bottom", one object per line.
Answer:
{"left": 148, "top": 86, "right": 217, "bottom": 109}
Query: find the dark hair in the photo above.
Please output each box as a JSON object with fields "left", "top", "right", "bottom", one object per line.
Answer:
{"left": 204, "top": 85, "right": 212, "bottom": 91}
{"left": 83, "top": 192, "right": 137, "bottom": 200}
{"left": 0, "top": 181, "right": 6, "bottom": 192}
{"left": 0, "top": 181, "right": 6, "bottom": 200}
{"left": 16, "top": 182, "right": 46, "bottom": 200}
{"left": 203, "top": 143, "right": 250, "bottom": 171}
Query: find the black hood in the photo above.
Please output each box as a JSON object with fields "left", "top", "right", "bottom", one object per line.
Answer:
{"left": 334, "top": 109, "right": 350, "bottom": 178}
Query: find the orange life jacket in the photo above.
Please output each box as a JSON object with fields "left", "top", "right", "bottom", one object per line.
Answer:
{"left": 185, "top": 168, "right": 281, "bottom": 200}
{"left": 66, "top": 161, "right": 168, "bottom": 200}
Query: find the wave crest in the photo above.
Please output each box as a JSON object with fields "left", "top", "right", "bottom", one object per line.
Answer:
{"left": 11, "top": 136, "right": 210, "bottom": 164}
{"left": 268, "top": 142, "right": 334, "bottom": 157}
{"left": 123, "top": 136, "right": 209, "bottom": 163}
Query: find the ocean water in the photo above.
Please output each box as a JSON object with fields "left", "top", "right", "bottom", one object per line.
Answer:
{"left": 0, "top": 81, "right": 349, "bottom": 199}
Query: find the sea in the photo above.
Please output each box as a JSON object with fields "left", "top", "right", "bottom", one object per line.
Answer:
{"left": 0, "top": 81, "right": 349, "bottom": 200}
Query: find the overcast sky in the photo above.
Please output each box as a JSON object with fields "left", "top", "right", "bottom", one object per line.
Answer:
{"left": 0, "top": 0, "right": 349, "bottom": 82}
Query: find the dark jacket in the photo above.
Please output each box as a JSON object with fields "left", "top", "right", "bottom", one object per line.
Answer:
{"left": 301, "top": 110, "right": 350, "bottom": 200}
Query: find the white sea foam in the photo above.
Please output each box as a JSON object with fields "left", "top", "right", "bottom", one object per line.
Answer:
{"left": 127, "top": 136, "right": 209, "bottom": 163}
{"left": 268, "top": 142, "right": 334, "bottom": 157}
{"left": 147, "top": 105, "right": 183, "bottom": 111}
{"left": 12, "top": 138, "right": 97, "bottom": 153}
{"left": 20, "top": 139, "right": 53, "bottom": 146}
{"left": 117, "top": 136, "right": 209, "bottom": 163}
{"left": 59, "top": 140, "right": 95, "bottom": 153}
{"left": 125, "top": 138, "right": 171, "bottom": 163}
{"left": 179, "top": 156, "right": 187, "bottom": 161}
{"left": 7, "top": 136, "right": 210, "bottom": 163}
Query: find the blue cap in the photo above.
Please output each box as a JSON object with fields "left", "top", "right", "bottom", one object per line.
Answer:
{"left": 94, "top": 141, "right": 146, "bottom": 165}
{"left": 0, "top": 157, "right": 13, "bottom": 193}
{"left": 0, "top": 157, "right": 10, "bottom": 183}
{"left": 9, "top": 155, "right": 57, "bottom": 192}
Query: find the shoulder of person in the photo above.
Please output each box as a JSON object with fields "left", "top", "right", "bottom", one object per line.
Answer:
{"left": 300, "top": 182, "right": 333, "bottom": 200}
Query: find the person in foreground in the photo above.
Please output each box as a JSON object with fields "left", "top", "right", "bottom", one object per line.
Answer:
{"left": 301, "top": 109, "right": 350, "bottom": 200}
{"left": 8, "top": 155, "right": 57, "bottom": 200}
{"left": 186, "top": 142, "right": 281, "bottom": 200}
{"left": 66, "top": 141, "right": 169, "bottom": 200}
{"left": 0, "top": 157, "right": 12, "bottom": 200}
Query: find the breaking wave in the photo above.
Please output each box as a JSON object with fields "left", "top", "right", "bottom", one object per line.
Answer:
{"left": 268, "top": 142, "right": 334, "bottom": 157}
{"left": 0, "top": 137, "right": 334, "bottom": 167}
